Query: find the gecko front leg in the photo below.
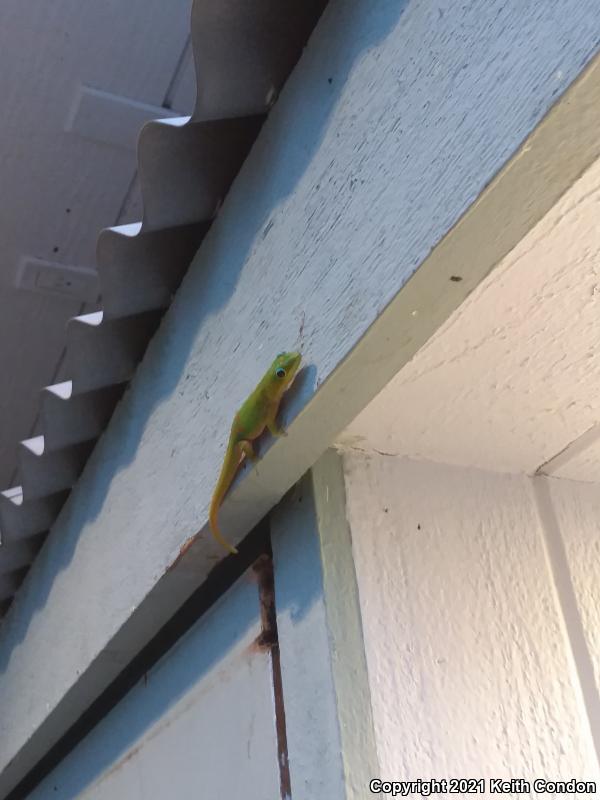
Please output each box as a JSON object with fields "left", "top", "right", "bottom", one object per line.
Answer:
{"left": 267, "top": 416, "right": 287, "bottom": 437}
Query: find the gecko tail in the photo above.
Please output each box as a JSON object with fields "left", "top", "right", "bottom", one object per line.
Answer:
{"left": 209, "top": 502, "right": 239, "bottom": 555}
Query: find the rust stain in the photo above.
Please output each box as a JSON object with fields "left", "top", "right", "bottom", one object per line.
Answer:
{"left": 252, "top": 553, "right": 291, "bottom": 798}
{"left": 251, "top": 554, "right": 276, "bottom": 652}
{"left": 248, "top": 629, "right": 276, "bottom": 654}
{"left": 272, "top": 642, "right": 292, "bottom": 799}
{"left": 167, "top": 533, "right": 198, "bottom": 572}
{"left": 95, "top": 738, "right": 146, "bottom": 784}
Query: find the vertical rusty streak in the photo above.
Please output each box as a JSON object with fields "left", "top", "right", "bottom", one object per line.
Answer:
{"left": 271, "top": 640, "right": 292, "bottom": 799}
{"left": 254, "top": 554, "right": 292, "bottom": 799}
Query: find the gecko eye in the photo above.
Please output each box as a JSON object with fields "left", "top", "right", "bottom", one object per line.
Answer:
{"left": 275, "top": 367, "right": 286, "bottom": 379}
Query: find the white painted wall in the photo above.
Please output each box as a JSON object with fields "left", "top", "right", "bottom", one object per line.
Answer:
{"left": 341, "top": 450, "right": 600, "bottom": 790}
{"left": 541, "top": 478, "right": 600, "bottom": 709}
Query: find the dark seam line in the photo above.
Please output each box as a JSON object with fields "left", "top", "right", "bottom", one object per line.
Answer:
{"left": 254, "top": 545, "right": 292, "bottom": 799}
{"left": 4, "top": 521, "right": 270, "bottom": 800}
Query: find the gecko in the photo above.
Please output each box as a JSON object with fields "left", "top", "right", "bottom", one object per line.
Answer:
{"left": 209, "top": 351, "right": 302, "bottom": 554}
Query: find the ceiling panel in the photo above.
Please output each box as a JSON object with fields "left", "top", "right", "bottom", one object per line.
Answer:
{"left": 342, "top": 156, "right": 600, "bottom": 479}
{"left": 0, "top": 0, "right": 194, "bottom": 486}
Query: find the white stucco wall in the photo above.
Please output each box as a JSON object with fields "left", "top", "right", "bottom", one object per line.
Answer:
{"left": 342, "top": 450, "right": 600, "bottom": 791}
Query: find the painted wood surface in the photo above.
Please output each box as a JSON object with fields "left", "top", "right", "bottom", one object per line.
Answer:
{"left": 27, "top": 574, "right": 281, "bottom": 800}
{"left": 271, "top": 452, "right": 378, "bottom": 800}
{"left": 341, "top": 450, "right": 599, "bottom": 789}
{"left": 3, "top": 0, "right": 600, "bottom": 792}
{"left": 271, "top": 476, "right": 348, "bottom": 800}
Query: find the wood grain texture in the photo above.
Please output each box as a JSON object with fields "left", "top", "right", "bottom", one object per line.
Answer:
{"left": 2, "top": 0, "right": 600, "bottom": 791}
{"left": 342, "top": 451, "right": 599, "bottom": 783}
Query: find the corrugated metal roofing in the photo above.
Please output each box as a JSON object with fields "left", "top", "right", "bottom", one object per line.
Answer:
{"left": 0, "top": 0, "right": 327, "bottom": 619}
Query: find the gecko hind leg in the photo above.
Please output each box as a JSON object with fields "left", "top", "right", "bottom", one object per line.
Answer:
{"left": 239, "top": 440, "right": 258, "bottom": 463}
{"left": 240, "top": 439, "right": 259, "bottom": 478}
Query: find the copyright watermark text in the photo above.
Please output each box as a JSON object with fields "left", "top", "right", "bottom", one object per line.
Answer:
{"left": 368, "top": 778, "right": 597, "bottom": 796}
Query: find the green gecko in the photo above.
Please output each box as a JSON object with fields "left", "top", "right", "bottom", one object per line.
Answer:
{"left": 209, "top": 351, "right": 302, "bottom": 554}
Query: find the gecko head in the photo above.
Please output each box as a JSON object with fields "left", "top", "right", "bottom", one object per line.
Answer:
{"left": 270, "top": 351, "right": 302, "bottom": 394}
